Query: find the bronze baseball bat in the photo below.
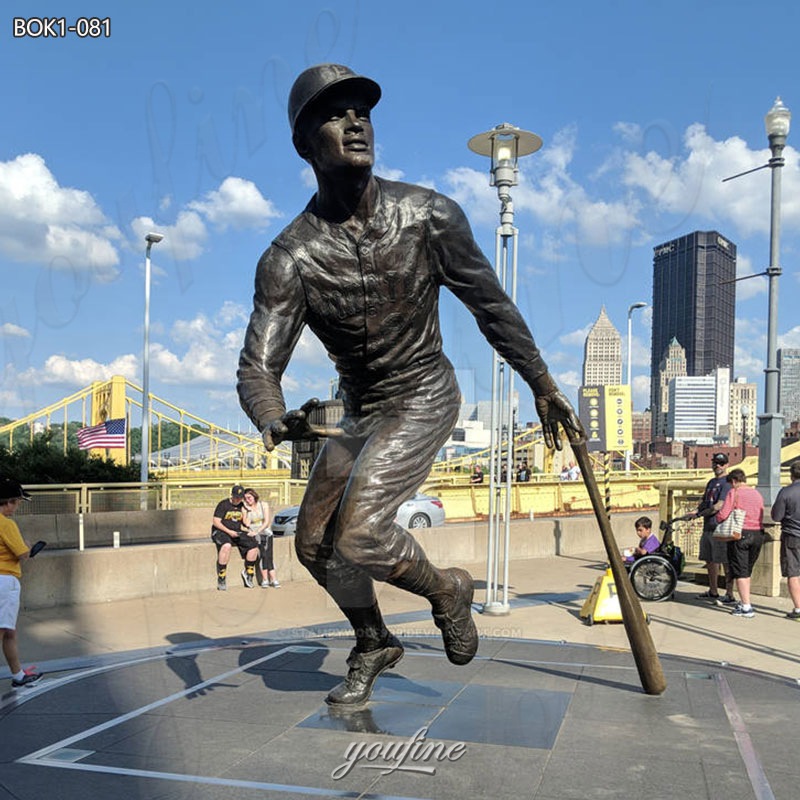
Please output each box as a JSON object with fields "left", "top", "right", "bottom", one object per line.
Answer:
{"left": 570, "top": 437, "right": 667, "bottom": 695}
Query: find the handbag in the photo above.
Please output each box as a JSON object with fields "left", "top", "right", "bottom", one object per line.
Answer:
{"left": 713, "top": 490, "right": 746, "bottom": 539}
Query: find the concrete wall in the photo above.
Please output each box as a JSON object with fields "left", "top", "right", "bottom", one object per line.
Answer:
{"left": 20, "top": 512, "right": 647, "bottom": 610}
{"left": 19, "top": 507, "right": 214, "bottom": 550}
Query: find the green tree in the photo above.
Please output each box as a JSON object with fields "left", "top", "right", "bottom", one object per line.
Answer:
{"left": 0, "top": 431, "right": 138, "bottom": 483}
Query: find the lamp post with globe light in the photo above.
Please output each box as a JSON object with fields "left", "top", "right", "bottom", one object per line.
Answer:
{"left": 758, "top": 97, "right": 790, "bottom": 505}
{"left": 722, "top": 97, "right": 791, "bottom": 505}
{"left": 468, "top": 123, "right": 541, "bottom": 615}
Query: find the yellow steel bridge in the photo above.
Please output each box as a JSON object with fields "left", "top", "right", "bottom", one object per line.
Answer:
{"left": 0, "top": 376, "right": 290, "bottom": 475}
{"left": 2, "top": 376, "right": 799, "bottom": 504}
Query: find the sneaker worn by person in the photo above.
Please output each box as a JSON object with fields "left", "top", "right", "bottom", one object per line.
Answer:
{"left": 732, "top": 605, "right": 755, "bottom": 618}
{"left": 326, "top": 635, "right": 404, "bottom": 706}
{"left": 716, "top": 595, "right": 738, "bottom": 606}
{"left": 12, "top": 667, "right": 43, "bottom": 688}
{"left": 217, "top": 576, "right": 227, "bottom": 591}
{"left": 260, "top": 579, "right": 270, "bottom": 588}
{"left": 697, "top": 590, "right": 720, "bottom": 600}
{"left": 785, "top": 609, "right": 800, "bottom": 620}
{"left": 271, "top": 580, "right": 281, "bottom": 588}
{"left": 431, "top": 567, "right": 479, "bottom": 665}
{"left": 241, "top": 569, "right": 255, "bottom": 589}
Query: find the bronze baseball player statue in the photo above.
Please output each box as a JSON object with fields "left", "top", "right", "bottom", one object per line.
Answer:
{"left": 238, "top": 64, "right": 580, "bottom": 706}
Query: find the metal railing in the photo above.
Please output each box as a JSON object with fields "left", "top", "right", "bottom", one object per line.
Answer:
{"left": 15, "top": 479, "right": 306, "bottom": 516}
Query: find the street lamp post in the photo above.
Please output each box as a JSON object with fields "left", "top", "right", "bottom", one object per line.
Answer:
{"left": 758, "top": 97, "right": 791, "bottom": 506}
{"left": 741, "top": 404, "right": 750, "bottom": 462}
{"left": 141, "top": 232, "right": 164, "bottom": 491}
{"left": 625, "top": 301, "right": 647, "bottom": 472}
{"left": 468, "top": 123, "right": 542, "bottom": 615}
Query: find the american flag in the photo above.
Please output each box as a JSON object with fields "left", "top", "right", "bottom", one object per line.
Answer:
{"left": 76, "top": 418, "right": 127, "bottom": 450}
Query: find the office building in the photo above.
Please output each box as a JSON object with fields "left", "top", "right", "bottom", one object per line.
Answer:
{"left": 712, "top": 366, "right": 731, "bottom": 438}
{"left": 778, "top": 348, "right": 800, "bottom": 430}
{"left": 650, "top": 231, "right": 736, "bottom": 435}
{"left": 654, "top": 338, "right": 687, "bottom": 437}
{"left": 631, "top": 409, "right": 652, "bottom": 458}
{"left": 730, "top": 377, "right": 758, "bottom": 446}
{"left": 667, "top": 376, "right": 717, "bottom": 442}
{"left": 583, "top": 306, "right": 622, "bottom": 386}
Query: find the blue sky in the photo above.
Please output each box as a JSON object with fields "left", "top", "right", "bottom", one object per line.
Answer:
{"left": 2, "top": 1, "right": 799, "bottom": 432}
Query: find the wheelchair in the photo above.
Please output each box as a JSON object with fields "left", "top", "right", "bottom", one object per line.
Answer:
{"left": 626, "top": 517, "right": 688, "bottom": 602}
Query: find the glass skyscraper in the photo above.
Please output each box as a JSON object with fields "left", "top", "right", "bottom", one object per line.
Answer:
{"left": 778, "top": 348, "right": 800, "bottom": 430}
{"left": 650, "top": 231, "right": 736, "bottom": 435}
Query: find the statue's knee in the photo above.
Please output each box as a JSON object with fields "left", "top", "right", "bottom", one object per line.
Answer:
{"left": 334, "top": 528, "right": 369, "bottom": 565}
{"left": 294, "top": 535, "right": 317, "bottom": 567}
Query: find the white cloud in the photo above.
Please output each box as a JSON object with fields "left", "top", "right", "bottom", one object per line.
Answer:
{"left": 300, "top": 165, "right": 316, "bottom": 188}
{"left": 632, "top": 374, "right": 650, "bottom": 410}
{"left": 629, "top": 334, "right": 651, "bottom": 369}
{"left": 620, "top": 124, "right": 800, "bottom": 237}
{"left": 733, "top": 348, "right": 764, "bottom": 385}
{"left": 735, "top": 253, "right": 767, "bottom": 301}
{"left": 613, "top": 122, "right": 642, "bottom": 145}
{"left": 133, "top": 177, "right": 283, "bottom": 261}
{"left": 444, "top": 125, "right": 642, "bottom": 254}
{"left": 0, "top": 153, "right": 121, "bottom": 278}
{"left": 19, "top": 353, "right": 138, "bottom": 386}
{"left": 187, "top": 177, "right": 281, "bottom": 231}
{"left": 215, "top": 301, "right": 250, "bottom": 328}
{"left": 733, "top": 316, "right": 767, "bottom": 384}
{"left": 559, "top": 324, "right": 592, "bottom": 348}
{"left": 12, "top": 303, "right": 336, "bottom": 421}
{"left": 554, "top": 369, "right": 581, "bottom": 395}
{"left": 443, "top": 121, "right": 798, "bottom": 278}
{"left": 131, "top": 211, "right": 207, "bottom": 262}
{"left": 779, "top": 326, "right": 800, "bottom": 350}
{"left": 374, "top": 145, "right": 405, "bottom": 182}
{"left": 442, "top": 166, "right": 498, "bottom": 227}
{"left": 293, "top": 328, "right": 331, "bottom": 367}
{"left": 0, "top": 323, "right": 30, "bottom": 338}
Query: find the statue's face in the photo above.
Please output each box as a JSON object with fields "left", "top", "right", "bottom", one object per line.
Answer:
{"left": 297, "top": 87, "right": 374, "bottom": 174}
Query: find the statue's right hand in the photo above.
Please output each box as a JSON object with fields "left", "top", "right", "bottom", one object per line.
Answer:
{"left": 262, "top": 418, "right": 289, "bottom": 452}
{"left": 261, "top": 398, "right": 344, "bottom": 451}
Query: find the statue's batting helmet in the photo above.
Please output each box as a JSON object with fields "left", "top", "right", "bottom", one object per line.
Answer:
{"left": 288, "top": 64, "right": 381, "bottom": 136}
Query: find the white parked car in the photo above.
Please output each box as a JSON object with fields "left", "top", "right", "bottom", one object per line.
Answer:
{"left": 271, "top": 493, "right": 445, "bottom": 536}
{"left": 271, "top": 506, "right": 301, "bottom": 536}
{"left": 396, "top": 493, "right": 446, "bottom": 529}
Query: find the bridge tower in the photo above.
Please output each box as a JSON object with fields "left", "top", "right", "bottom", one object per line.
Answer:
{"left": 89, "top": 376, "right": 128, "bottom": 465}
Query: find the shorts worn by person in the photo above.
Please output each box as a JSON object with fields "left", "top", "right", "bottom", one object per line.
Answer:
{"left": 211, "top": 484, "right": 260, "bottom": 590}
{"left": 715, "top": 468, "right": 764, "bottom": 618}
{"left": 237, "top": 63, "right": 582, "bottom": 706}
{"left": 772, "top": 460, "right": 800, "bottom": 619}
{"left": 692, "top": 452, "right": 735, "bottom": 604}
{"left": 0, "top": 477, "right": 43, "bottom": 688}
